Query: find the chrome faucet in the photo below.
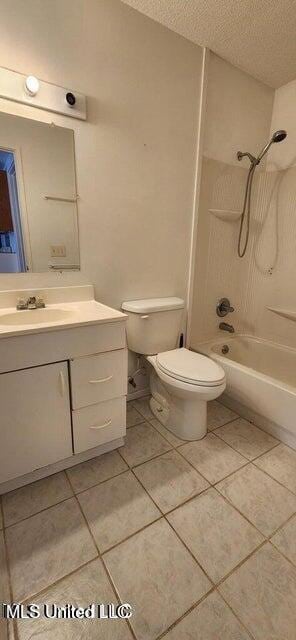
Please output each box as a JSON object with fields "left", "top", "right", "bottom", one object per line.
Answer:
{"left": 16, "top": 296, "right": 46, "bottom": 310}
{"left": 216, "top": 298, "right": 234, "bottom": 317}
{"left": 219, "top": 322, "right": 234, "bottom": 334}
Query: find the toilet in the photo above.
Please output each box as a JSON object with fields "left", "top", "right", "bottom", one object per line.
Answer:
{"left": 122, "top": 297, "right": 226, "bottom": 440}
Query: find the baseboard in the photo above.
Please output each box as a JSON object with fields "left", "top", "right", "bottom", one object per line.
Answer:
{"left": 0, "top": 437, "right": 125, "bottom": 495}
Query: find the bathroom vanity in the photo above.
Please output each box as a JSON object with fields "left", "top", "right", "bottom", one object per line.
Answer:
{"left": 0, "top": 285, "right": 127, "bottom": 493}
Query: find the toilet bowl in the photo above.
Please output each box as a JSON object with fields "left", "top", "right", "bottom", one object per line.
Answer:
{"left": 147, "top": 348, "right": 226, "bottom": 440}
{"left": 121, "top": 297, "right": 226, "bottom": 440}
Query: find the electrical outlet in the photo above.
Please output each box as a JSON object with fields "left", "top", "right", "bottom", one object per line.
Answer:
{"left": 50, "top": 245, "right": 66, "bottom": 257}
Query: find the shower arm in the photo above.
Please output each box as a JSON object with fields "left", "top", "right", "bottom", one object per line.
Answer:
{"left": 237, "top": 151, "right": 259, "bottom": 165}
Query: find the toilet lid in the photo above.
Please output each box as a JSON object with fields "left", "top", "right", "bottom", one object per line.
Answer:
{"left": 156, "top": 348, "right": 225, "bottom": 387}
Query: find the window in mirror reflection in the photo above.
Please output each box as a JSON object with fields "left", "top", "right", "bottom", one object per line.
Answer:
{"left": 0, "top": 149, "right": 26, "bottom": 272}
{"left": 0, "top": 112, "right": 80, "bottom": 273}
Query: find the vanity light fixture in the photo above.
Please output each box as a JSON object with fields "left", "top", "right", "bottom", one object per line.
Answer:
{"left": 0, "top": 66, "right": 86, "bottom": 119}
{"left": 24, "top": 75, "right": 40, "bottom": 96}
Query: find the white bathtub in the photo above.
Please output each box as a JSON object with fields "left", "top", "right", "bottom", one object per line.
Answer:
{"left": 197, "top": 335, "right": 296, "bottom": 449}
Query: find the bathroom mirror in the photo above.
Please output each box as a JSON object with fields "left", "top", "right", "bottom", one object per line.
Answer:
{"left": 0, "top": 112, "right": 80, "bottom": 272}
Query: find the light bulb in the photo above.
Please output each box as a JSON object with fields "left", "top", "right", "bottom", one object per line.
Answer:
{"left": 25, "top": 76, "right": 40, "bottom": 96}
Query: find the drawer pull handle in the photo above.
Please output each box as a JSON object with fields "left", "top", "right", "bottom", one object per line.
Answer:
{"left": 90, "top": 419, "right": 112, "bottom": 430}
{"left": 141, "top": 315, "right": 149, "bottom": 319}
{"left": 89, "top": 375, "right": 113, "bottom": 384}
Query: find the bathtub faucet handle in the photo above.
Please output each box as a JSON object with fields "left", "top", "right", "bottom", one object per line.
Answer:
{"left": 216, "top": 298, "right": 234, "bottom": 317}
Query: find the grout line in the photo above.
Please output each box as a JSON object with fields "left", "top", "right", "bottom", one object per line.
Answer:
{"left": 63, "top": 468, "right": 76, "bottom": 495}
{"left": 156, "top": 586, "right": 216, "bottom": 639}
{"left": 177, "top": 442, "right": 249, "bottom": 486}
{"left": 19, "top": 557, "right": 99, "bottom": 606}
{"left": 2, "top": 397, "right": 296, "bottom": 640}
{"left": 208, "top": 416, "right": 242, "bottom": 431}
{"left": 217, "top": 589, "right": 256, "bottom": 640}
{"left": 3, "top": 491, "right": 75, "bottom": 531}
{"left": 127, "top": 407, "right": 279, "bottom": 502}
{"left": 217, "top": 398, "right": 296, "bottom": 457}
{"left": 1, "top": 497, "right": 19, "bottom": 640}
{"left": 162, "top": 513, "right": 215, "bottom": 588}
{"left": 66, "top": 472, "right": 137, "bottom": 640}
{"left": 211, "top": 461, "right": 250, "bottom": 486}
{"left": 155, "top": 484, "right": 211, "bottom": 518}
{"left": 98, "top": 557, "right": 137, "bottom": 640}
{"left": 126, "top": 419, "right": 146, "bottom": 429}
{"left": 250, "top": 442, "right": 282, "bottom": 463}
{"left": 156, "top": 529, "right": 265, "bottom": 640}
{"left": 4, "top": 473, "right": 282, "bottom": 640}
{"left": 213, "top": 422, "right": 281, "bottom": 460}
{"left": 117, "top": 432, "right": 174, "bottom": 471}
{"left": 215, "top": 472, "right": 296, "bottom": 542}
{"left": 267, "top": 509, "right": 296, "bottom": 540}
{"left": 213, "top": 485, "right": 268, "bottom": 540}
{"left": 249, "top": 460, "right": 296, "bottom": 497}
{"left": 166, "top": 487, "right": 266, "bottom": 582}
{"left": 148, "top": 420, "right": 186, "bottom": 448}
{"left": 108, "top": 449, "right": 219, "bottom": 616}
{"left": 269, "top": 536, "right": 296, "bottom": 572}
{"left": 123, "top": 404, "right": 296, "bottom": 588}
{"left": 100, "top": 514, "right": 163, "bottom": 556}
{"left": 66, "top": 466, "right": 129, "bottom": 499}
{"left": 207, "top": 429, "right": 260, "bottom": 464}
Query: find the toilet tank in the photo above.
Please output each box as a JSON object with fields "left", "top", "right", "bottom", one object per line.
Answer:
{"left": 121, "top": 297, "right": 184, "bottom": 355}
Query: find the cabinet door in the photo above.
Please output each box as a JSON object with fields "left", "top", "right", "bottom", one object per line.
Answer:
{"left": 0, "top": 362, "right": 72, "bottom": 484}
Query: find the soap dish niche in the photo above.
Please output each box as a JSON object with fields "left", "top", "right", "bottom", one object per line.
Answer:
{"left": 209, "top": 208, "right": 241, "bottom": 222}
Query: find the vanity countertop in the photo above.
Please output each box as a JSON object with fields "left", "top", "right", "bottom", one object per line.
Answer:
{"left": 0, "top": 286, "right": 127, "bottom": 338}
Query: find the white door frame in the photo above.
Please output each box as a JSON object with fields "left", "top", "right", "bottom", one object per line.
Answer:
{"left": 0, "top": 144, "right": 33, "bottom": 271}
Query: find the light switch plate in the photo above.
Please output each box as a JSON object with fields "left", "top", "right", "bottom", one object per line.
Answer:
{"left": 50, "top": 245, "right": 66, "bottom": 257}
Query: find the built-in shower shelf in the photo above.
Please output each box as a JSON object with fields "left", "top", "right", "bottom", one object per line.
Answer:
{"left": 208, "top": 208, "right": 241, "bottom": 222}
{"left": 267, "top": 307, "right": 296, "bottom": 322}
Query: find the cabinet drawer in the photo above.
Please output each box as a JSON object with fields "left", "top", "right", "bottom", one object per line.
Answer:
{"left": 72, "top": 397, "right": 126, "bottom": 454}
{"left": 71, "top": 349, "right": 127, "bottom": 409}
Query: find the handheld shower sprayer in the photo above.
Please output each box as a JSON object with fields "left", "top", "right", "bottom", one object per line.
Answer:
{"left": 237, "top": 130, "right": 287, "bottom": 257}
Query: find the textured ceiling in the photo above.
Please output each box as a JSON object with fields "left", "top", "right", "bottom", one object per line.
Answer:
{"left": 121, "top": 0, "right": 296, "bottom": 88}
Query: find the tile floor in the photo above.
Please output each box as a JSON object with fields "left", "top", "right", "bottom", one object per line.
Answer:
{"left": 1, "top": 397, "right": 296, "bottom": 639}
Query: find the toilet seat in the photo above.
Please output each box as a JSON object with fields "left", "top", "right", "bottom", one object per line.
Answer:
{"left": 156, "top": 348, "right": 225, "bottom": 387}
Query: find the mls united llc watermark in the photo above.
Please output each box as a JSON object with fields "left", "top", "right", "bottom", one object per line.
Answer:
{"left": 1, "top": 602, "right": 133, "bottom": 620}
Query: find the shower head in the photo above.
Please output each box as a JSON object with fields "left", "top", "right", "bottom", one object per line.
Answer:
{"left": 256, "top": 129, "right": 287, "bottom": 163}
{"left": 272, "top": 130, "right": 287, "bottom": 143}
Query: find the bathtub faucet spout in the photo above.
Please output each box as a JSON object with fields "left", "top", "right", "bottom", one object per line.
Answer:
{"left": 219, "top": 322, "right": 235, "bottom": 333}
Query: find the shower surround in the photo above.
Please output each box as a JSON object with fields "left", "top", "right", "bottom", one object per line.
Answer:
{"left": 189, "top": 55, "right": 296, "bottom": 447}
{"left": 190, "top": 56, "right": 296, "bottom": 352}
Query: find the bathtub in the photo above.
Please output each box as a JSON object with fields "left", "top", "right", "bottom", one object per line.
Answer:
{"left": 196, "top": 335, "right": 296, "bottom": 449}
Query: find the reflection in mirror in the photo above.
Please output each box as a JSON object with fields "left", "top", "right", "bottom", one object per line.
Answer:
{"left": 0, "top": 112, "right": 80, "bottom": 273}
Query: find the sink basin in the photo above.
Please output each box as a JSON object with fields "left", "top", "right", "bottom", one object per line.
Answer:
{"left": 0, "top": 308, "right": 74, "bottom": 326}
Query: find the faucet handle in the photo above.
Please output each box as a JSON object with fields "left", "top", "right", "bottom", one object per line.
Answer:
{"left": 216, "top": 298, "right": 234, "bottom": 317}
{"left": 36, "top": 296, "right": 46, "bottom": 308}
{"left": 16, "top": 298, "right": 27, "bottom": 310}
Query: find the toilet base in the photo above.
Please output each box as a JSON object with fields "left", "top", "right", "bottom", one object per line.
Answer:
{"left": 149, "top": 370, "right": 207, "bottom": 440}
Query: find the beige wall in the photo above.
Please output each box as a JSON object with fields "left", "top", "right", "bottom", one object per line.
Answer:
{"left": 190, "top": 53, "right": 274, "bottom": 348}
{"left": 267, "top": 79, "right": 296, "bottom": 171}
{"left": 0, "top": 0, "right": 203, "bottom": 310}
{"left": 204, "top": 53, "right": 274, "bottom": 167}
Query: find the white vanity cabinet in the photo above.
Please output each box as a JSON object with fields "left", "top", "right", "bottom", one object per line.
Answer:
{"left": 0, "top": 362, "right": 72, "bottom": 484}
{"left": 0, "top": 287, "right": 128, "bottom": 493}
